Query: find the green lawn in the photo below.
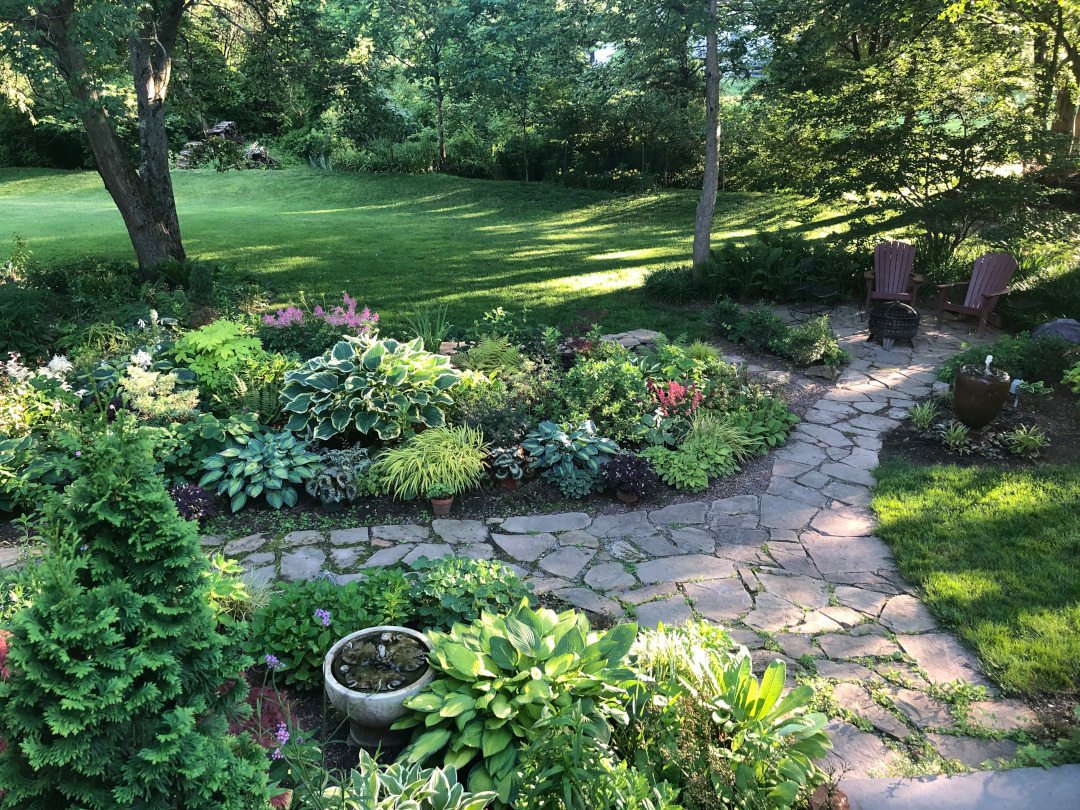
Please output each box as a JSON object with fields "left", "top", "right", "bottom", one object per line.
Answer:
{"left": 0, "top": 167, "right": 844, "bottom": 334}
{"left": 872, "top": 462, "right": 1080, "bottom": 696}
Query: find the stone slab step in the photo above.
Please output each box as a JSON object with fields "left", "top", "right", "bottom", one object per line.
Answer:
{"left": 842, "top": 765, "right": 1080, "bottom": 810}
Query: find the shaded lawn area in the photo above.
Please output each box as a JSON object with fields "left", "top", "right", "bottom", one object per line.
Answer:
{"left": 872, "top": 461, "right": 1080, "bottom": 696}
{"left": 0, "top": 167, "right": 851, "bottom": 335}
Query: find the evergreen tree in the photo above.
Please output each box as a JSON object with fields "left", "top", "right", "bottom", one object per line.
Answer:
{"left": 0, "top": 418, "right": 271, "bottom": 809}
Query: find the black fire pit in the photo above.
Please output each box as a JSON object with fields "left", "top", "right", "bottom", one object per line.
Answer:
{"left": 868, "top": 302, "right": 920, "bottom": 350}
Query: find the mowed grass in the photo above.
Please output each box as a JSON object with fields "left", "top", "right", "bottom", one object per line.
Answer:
{"left": 872, "top": 461, "right": 1080, "bottom": 696}
{"left": 0, "top": 167, "right": 837, "bottom": 334}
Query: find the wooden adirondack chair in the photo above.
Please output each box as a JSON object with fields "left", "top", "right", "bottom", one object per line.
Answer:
{"left": 864, "top": 241, "right": 922, "bottom": 315}
{"left": 936, "top": 252, "right": 1017, "bottom": 338}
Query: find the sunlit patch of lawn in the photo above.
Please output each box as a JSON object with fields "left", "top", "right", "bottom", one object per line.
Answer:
{"left": 872, "top": 461, "right": 1080, "bottom": 695}
{"left": 0, "top": 167, "right": 837, "bottom": 334}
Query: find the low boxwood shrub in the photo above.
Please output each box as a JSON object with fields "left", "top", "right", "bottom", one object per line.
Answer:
{"left": 408, "top": 556, "right": 534, "bottom": 631}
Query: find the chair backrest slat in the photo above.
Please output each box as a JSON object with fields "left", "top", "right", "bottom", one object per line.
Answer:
{"left": 873, "top": 241, "right": 916, "bottom": 294}
{"left": 963, "top": 253, "right": 1017, "bottom": 309}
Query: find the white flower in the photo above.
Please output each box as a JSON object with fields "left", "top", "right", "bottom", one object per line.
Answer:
{"left": 137, "top": 319, "right": 147, "bottom": 329}
{"left": 132, "top": 350, "right": 153, "bottom": 369}
{"left": 45, "top": 355, "right": 73, "bottom": 377}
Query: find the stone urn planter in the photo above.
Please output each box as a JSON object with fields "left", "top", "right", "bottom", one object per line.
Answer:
{"left": 324, "top": 626, "right": 434, "bottom": 750}
{"left": 954, "top": 359, "right": 1011, "bottom": 430}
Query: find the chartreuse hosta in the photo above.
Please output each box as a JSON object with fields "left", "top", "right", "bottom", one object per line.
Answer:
{"left": 393, "top": 599, "right": 639, "bottom": 805}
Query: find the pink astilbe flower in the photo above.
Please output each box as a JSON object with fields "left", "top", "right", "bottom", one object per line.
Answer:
{"left": 647, "top": 378, "right": 704, "bottom": 419}
{"left": 261, "top": 306, "right": 305, "bottom": 327}
{"left": 320, "top": 293, "right": 379, "bottom": 334}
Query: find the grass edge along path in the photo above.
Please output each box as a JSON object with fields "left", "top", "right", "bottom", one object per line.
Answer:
{"left": 0, "top": 167, "right": 849, "bottom": 335}
{"left": 872, "top": 460, "right": 1080, "bottom": 696}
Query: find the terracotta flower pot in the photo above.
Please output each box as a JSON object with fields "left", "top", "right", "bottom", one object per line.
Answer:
{"left": 954, "top": 365, "right": 1011, "bottom": 430}
{"left": 499, "top": 479, "right": 519, "bottom": 491}
{"left": 430, "top": 496, "right": 453, "bottom": 516}
{"left": 616, "top": 490, "right": 639, "bottom": 504}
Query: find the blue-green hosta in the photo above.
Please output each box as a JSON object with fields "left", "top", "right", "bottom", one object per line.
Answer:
{"left": 394, "top": 599, "right": 639, "bottom": 805}
{"left": 281, "top": 336, "right": 461, "bottom": 442}
{"left": 199, "top": 429, "right": 323, "bottom": 511}
{"left": 521, "top": 420, "right": 619, "bottom": 476}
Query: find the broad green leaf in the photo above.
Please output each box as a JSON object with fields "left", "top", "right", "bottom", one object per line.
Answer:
{"left": 405, "top": 728, "right": 452, "bottom": 763}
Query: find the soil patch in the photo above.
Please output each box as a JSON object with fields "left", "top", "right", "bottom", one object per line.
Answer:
{"left": 881, "top": 388, "right": 1080, "bottom": 469}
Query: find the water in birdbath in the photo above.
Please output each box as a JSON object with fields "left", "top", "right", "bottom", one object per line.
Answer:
{"left": 332, "top": 631, "right": 429, "bottom": 692}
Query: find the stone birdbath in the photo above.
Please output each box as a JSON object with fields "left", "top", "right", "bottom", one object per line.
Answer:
{"left": 323, "top": 626, "right": 434, "bottom": 749}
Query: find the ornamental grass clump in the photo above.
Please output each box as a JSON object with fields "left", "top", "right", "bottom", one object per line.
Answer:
{"left": 376, "top": 426, "right": 488, "bottom": 500}
{"left": 0, "top": 419, "right": 272, "bottom": 809}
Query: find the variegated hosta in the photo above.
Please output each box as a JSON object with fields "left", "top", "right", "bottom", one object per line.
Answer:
{"left": 281, "top": 336, "right": 461, "bottom": 442}
{"left": 198, "top": 429, "right": 323, "bottom": 511}
{"left": 393, "top": 599, "right": 639, "bottom": 805}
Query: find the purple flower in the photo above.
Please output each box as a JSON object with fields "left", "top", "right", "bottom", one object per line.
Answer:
{"left": 265, "top": 654, "right": 283, "bottom": 671}
{"left": 314, "top": 609, "right": 331, "bottom": 627}
{"left": 275, "top": 722, "right": 289, "bottom": 745}
{"left": 80, "top": 545, "right": 88, "bottom": 551}
{"left": 75, "top": 450, "right": 81, "bottom": 457}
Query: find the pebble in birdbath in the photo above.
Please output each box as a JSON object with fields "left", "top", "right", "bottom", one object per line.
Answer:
{"left": 332, "top": 631, "right": 429, "bottom": 692}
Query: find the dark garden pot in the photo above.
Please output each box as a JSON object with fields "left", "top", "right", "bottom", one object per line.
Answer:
{"left": 953, "top": 364, "right": 1010, "bottom": 430}
{"left": 616, "top": 490, "right": 639, "bottom": 504}
{"left": 499, "top": 479, "right": 519, "bottom": 491}
{"left": 430, "top": 497, "right": 453, "bottom": 517}
{"left": 321, "top": 498, "right": 347, "bottom": 513}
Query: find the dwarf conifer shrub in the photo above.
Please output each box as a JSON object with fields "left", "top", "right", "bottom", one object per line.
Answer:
{"left": 0, "top": 420, "right": 272, "bottom": 809}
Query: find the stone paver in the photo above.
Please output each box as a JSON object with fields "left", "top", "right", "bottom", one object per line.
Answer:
{"left": 371, "top": 524, "right": 430, "bottom": 542}
{"left": 684, "top": 579, "right": 754, "bottom": 621}
{"left": 648, "top": 502, "right": 707, "bottom": 525}
{"left": 584, "top": 562, "right": 636, "bottom": 591}
{"left": 588, "top": 512, "right": 656, "bottom": 538}
{"left": 360, "top": 545, "right": 412, "bottom": 568}
{"left": 499, "top": 513, "right": 591, "bottom": 533}
{"left": 743, "top": 592, "right": 805, "bottom": 632}
{"left": 225, "top": 534, "right": 266, "bottom": 556}
{"left": 403, "top": 543, "right": 454, "bottom": 566}
{"left": 280, "top": 548, "right": 326, "bottom": 582}
{"left": 635, "top": 595, "right": 693, "bottom": 627}
{"left": 897, "top": 634, "right": 993, "bottom": 689}
{"left": 635, "top": 554, "right": 735, "bottom": 584}
{"left": 281, "top": 530, "right": 323, "bottom": 547}
{"left": 491, "top": 532, "right": 557, "bottom": 563}
{"left": 759, "top": 495, "right": 820, "bottom": 530}
{"left": 539, "top": 547, "right": 594, "bottom": 579}
{"left": 927, "top": 734, "right": 1020, "bottom": 769}
{"left": 879, "top": 595, "right": 937, "bottom": 633}
{"left": 431, "top": 519, "right": 488, "bottom": 544}
{"left": 816, "top": 632, "right": 900, "bottom": 660}
{"left": 756, "top": 572, "right": 830, "bottom": 609}
{"left": 822, "top": 718, "right": 901, "bottom": 778}
{"left": 329, "top": 528, "right": 369, "bottom": 546}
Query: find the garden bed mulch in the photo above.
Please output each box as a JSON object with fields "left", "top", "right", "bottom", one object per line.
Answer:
{"left": 880, "top": 388, "right": 1080, "bottom": 469}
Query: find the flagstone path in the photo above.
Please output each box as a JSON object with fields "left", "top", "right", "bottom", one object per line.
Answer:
{"left": 199, "top": 307, "right": 1036, "bottom": 780}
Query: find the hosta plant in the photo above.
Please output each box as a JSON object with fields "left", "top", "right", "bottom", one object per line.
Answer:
{"left": 394, "top": 599, "right": 639, "bottom": 804}
{"left": 484, "top": 445, "right": 528, "bottom": 483}
{"left": 305, "top": 446, "right": 373, "bottom": 505}
{"left": 315, "top": 749, "right": 496, "bottom": 810}
{"left": 522, "top": 420, "right": 619, "bottom": 478}
{"left": 281, "top": 336, "right": 461, "bottom": 441}
{"left": 199, "top": 428, "right": 323, "bottom": 511}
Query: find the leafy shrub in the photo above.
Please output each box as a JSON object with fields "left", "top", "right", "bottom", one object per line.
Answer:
{"left": 223, "top": 351, "right": 302, "bottom": 424}
{"left": 172, "top": 320, "right": 263, "bottom": 398}
{"left": 0, "top": 354, "right": 79, "bottom": 437}
{"left": 169, "top": 483, "right": 218, "bottom": 522}
{"left": 641, "top": 412, "right": 754, "bottom": 492}
{"left": 450, "top": 362, "right": 559, "bottom": 445}
{"left": 555, "top": 354, "right": 650, "bottom": 442}
{"left": 0, "top": 434, "right": 68, "bottom": 511}
{"left": 599, "top": 453, "right": 659, "bottom": 498}
{"left": 246, "top": 570, "right": 413, "bottom": 688}
{"left": 706, "top": 297, "right": 744, "bottom": 337}
{"left": 315, "top": 749, "right": 497, "bottom": 810}
{"left": 938, "top": 333, "right": 1076, "bottom": 385}
{"left": 518, "top": 703, "right": 682, "bottom": 810}
{"left": 409, "top": 556, "right": 534, "bottom": 630}
{"left": 199, "top": 428, "right": 323, "bottom": 511}
{"left": 119, "top": 362, "right": 200, "bottom": 421}
{"left": 395, "top": 599, "right": 639, "bottom": 803}
{"left": 376, "top": 426, "right": 488, "bottom": 500}
{"left": 188, "top": 261, "right": 215, "bottom": 305}
{"left": 1066, "top": 360, "right": 1080, "bottom": 398}
{"left": 642, "top": 264, "right": 701, "bottom": 304}
{"left": 0, "top": 281, "right": 53, "bottom": 361}
{"left": 0, "top": 421, "right": 273, "bottom": 809}
{"left": 779, "top": 315, "right": 849, "bottom": 366}
{"left": 726, "top": 303, "right": 789, "bottom": 355}
{"left": 282, "top": 336, "right": 460, "bottom": 442}
{"left": 153, "top": 411, "right": 261, "bottom": 483}
{"left": 619, "top": 623, "right": 831, "bottom": 810}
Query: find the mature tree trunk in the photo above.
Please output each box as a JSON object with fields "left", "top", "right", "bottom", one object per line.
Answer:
{"left": 434, "top": 69, "right": 447, "bottom": 173}
{"left": 692, "top": 0, "right": 720, "bottom": 276}
{"left": 24, "top": 0, "right": 186, "bottom": 276}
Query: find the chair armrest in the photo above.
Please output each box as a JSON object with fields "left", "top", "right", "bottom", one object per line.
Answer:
{"left": 981, "top": 287, "right": 1010, "bottom": 299}
{"left": 864, "top": 270, "right": 875, "bottom": 280}
{"left": 936, "top": 281, "right": 969, "bottom": 289}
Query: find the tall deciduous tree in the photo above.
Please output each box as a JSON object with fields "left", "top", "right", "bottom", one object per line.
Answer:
{"left": 692, "top": 0, "right": 720, "bottom": 271}
{"left": 0, "top": 0, "right": 189, "bottom": 274}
